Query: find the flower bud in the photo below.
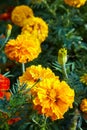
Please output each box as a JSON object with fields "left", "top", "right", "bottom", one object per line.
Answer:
{"left": 6, "top": 24, "right": 12, "bottom": 38}
{"left": 58, "top": 48, "right": 67, "bottom": 65}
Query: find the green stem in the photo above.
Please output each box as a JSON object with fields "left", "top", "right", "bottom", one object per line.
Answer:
{"left": 22, "top": 63, "right": 25, "bottom": 73}
{"left": 69, "top": 109, "right": 80, "bottom": 130}
{"left": 41, "top": 116, "right": 47, "bottom": 130}
{"left": 62, "top": 63, "right": 68, "bottom": 80}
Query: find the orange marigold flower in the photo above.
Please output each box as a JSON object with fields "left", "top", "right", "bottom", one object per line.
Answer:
{"left": 5, "top": 33, "right": 41, "bottom": 63}
{"left": 0, "top": 12, "right": 11, "bottom": 21}
{"left": 19, "top": 65, "right": 59, "bottom": 89}
{"left": 64, "top": 0, "right": 87, "bottom": 8}
{"left": 33, "top": 78, "right": 75, "bottom": 120}
{"left": 0, "top": 74, "right": 10, "bottom": 99}
{"left": 22, "top": 17, "right": 48, "bottom": 43}
{"left": 19, "top": 65, "right": 74, "bottom": 120}
{"left": 80, "top": 73, "right": 87, "bottom": 85}
{"left": 8, "top": 117, "right": 21, "bottom": 125}
{"left": 80, "top": 98, "right": 87, "bottom": 113}
{"left": 11, "top": 5, "right": 34, "bottom": 27}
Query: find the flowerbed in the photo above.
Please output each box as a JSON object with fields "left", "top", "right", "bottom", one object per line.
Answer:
{"left": 0, "top": 0, "right": 87, "bottom": 130}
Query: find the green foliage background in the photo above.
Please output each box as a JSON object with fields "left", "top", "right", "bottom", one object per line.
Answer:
{"left": 0, "top": 0, "right": 87, "bottom": 130}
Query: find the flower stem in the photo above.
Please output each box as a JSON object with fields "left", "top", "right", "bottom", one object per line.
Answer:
{"left": 62, "top": 63, "right": 68, "bottom": 80}
{"left": 22, "top": 63, "right": 25, "bottom": 73}
{"left": 69, "top": 109, "right": 80, "bottom": 130}
{"left": 41, "top": 116, "right": 47, "bottom": 130}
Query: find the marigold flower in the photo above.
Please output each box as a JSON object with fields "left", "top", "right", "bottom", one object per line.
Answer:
{"left": 80, "top": 73, "right": 87, "bottom": 85}
{"left": 8, "top": 117, "right": 21, "bottom": 125}
{"left": 33, "top": 78, "right": 75, "bottom": 120}
{"left": 58, "top": 48, "right": 67, "bottom": 65}
{"left": 0, "top": 74, "right": 10, "bottom": 99}
{"left": 19, "top": 65, "right": 74, "bottom": 120}
{"left": 5, "top": 33, "right": 41, "bottom": 63}
{"left": 11, "top": 5, "right": 34, "bottom": 27}
{"left": 80, "top": 98, "right": 87, "bottom": 113}
{"left": 0, "top": 12, "right": 11, "bottom": 20}
{"left": 64, "top": 0, "right": 87, "bottom": 8}
{"left": 19, "top": 65, "right": 59, "bottom": 89}
{"left": 22, "top": 17, "right": 48, "bottom": 43}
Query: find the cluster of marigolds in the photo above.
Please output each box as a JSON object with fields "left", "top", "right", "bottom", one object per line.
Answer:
{"left": 1, "top": 0, "right": 87, "bottom": 126}
{"left": 5, "top": 4, "right": 48, "bottom": 63}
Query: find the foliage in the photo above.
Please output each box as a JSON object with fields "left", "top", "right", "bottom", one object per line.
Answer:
{"left": 0, "top": 0, "right": 87, "bottom": 130}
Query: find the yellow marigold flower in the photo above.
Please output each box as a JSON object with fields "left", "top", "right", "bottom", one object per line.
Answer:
{"left": 80, "top": 73, "right": 87, "bottom": 85}
{"left": 58, "top": 48, "right": 67, "bottom": 65}
{"left": 64, "top": 0, "right": 87, "bottom": 8}
{"left": 5, "top": 33, "right": 41, "bottom": 63}
{"left": 19, "top": 65, "right": 58, "bottom": 88}
{"left": 11, "top": 5, "right": 34, "bottom": 27}
{"left": 80, "top": 99, "right": 87, "bottom": 113}
{"left": 21, "top": 17, "right": 48, "bottom": 43}
{"left": 19, "top": 65, "right": 74, "bottom": 120}
{"left": 33, "top": 78, "right": 75, "bottom": 120}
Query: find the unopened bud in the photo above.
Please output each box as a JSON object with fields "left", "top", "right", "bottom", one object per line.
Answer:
{"left": 6, "top": 24, "right": 12, "bottom": 38}
{"left": 58, "top": 48, "right": 67, "bottom": 65}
